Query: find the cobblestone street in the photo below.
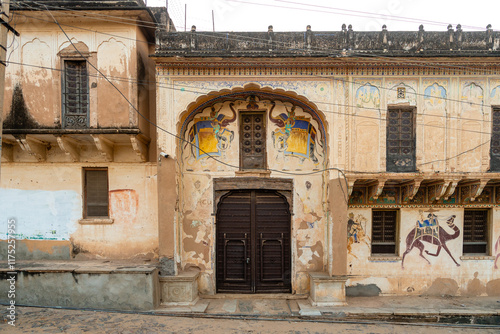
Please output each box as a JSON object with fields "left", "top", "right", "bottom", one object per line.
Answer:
{"left": 1, "top": 306, "right": 499, "bottom": 334}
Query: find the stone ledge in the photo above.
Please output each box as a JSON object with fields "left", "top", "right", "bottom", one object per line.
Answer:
{"left": 368, "top": 256, "right": 402, "bottom": 262}
{"left": 234, "top": 170, "right": 272, "bottom": 177}
{"left": 79, "top": 218, "right": 114, "bottom": 225}
{"left": 460, "top": 255, "right": 495, "bottom": 260}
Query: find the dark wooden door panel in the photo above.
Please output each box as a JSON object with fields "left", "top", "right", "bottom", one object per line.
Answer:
{"left": 216, "top": 190, "right": 291, "bottom": 293}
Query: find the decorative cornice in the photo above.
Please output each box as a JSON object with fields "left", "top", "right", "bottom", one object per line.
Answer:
{"left": 156, "top": 59, "right": 500, "bottom": 77}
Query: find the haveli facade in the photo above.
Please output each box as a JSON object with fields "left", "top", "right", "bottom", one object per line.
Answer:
{"left": 0, "top": 0, "right": 499, "bottom": 310}
{"left": 154, "top": 24, "right": 500, "bottom": 302}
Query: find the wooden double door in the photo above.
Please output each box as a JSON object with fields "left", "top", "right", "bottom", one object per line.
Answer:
{"left": 216, "top": 190, "right": 291, "bottom": 293}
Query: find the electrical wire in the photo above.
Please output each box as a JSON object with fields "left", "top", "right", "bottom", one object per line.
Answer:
{"left": 7, "top": 2, "right": 498, "bottom": 191}
{"left": 5, "top": 59, "right": 499, "bottom": 137}
{"left": 14, "top": 1, "right": 500, "bottom": 61}
{"left": 41, "top": 3, "right": 349, "bottom": 191}
{"left": 13, "top": 2, "right": 500, "bottom": 78}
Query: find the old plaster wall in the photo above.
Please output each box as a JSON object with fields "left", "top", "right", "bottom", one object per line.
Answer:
{"left": 0, "top": 163, "right": 158, "bottom": 259}
{"left": 2, "top": 22, "right": 140, "bottom": 129}
{"left": 156, "top": 78, "right": 332, "bottom": 294}
{"left": 346, "top": 208, "right": 500, "bottom": 296}
{"left": 351, "top": 76, "right": 496, "bottom": 173}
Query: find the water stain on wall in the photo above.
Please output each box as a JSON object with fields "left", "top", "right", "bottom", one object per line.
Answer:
{"left": 109, "top": 189, "right": 139, "bottom": 223}
{"left": 424, "top": 278, "right": 459, "bottom": 296}
{"left": 464, "top": 272, "right": 486, "bottom": 296}
{"left": 486, "top": 279, "right": 500, "bottom": 296}
{"left": 3, "top": 85, "right": 40, "bottom": 129}
{"left": 346, "top": 283, "right": 381, "bottom": 297}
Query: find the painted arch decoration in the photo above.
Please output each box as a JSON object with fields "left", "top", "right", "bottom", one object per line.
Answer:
{"left": 269, "top": 102, "right": 323, "bottom": 164}
{"left": 179, "top": 86, "right": 328, "bottom": 168}
{"left": 185, "top": 103, "right": 237, "bottom": 160}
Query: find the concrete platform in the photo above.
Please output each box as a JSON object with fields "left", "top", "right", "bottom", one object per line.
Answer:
{"left": 0, "top": 260, "right": 159, "bottom": 311}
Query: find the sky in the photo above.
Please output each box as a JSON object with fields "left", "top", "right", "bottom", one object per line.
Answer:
{"left": 146, "top": 0, "right": 500, "bottom": 32}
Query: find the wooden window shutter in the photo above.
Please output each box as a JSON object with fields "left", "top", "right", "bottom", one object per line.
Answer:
{"left": 372, "top": 210, "right": 397, "bottom": 254}
{"left": 85, "top": 169, "right": 109, "bottom": 217}
{"left": 463, "top": 210, "right": 488, "bottom": 254}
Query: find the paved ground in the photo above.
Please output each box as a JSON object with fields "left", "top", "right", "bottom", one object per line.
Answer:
{"left": 158, "top": 295, "right": 500, "bottom": 318}
{"left": 1, "top": 306, "right": 499, "bottom": 333}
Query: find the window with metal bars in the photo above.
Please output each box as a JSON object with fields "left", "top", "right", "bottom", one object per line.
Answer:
{"left": 386, "top": 109, "right": 416, "bottom": 172}
{"left": 463, "top": 210, "right": 489, "bottom": 254}
{"left": 490, "top": 108, "right": 500, "bottom": 171}
{"left": 372, "top": 210, "right": 398, "bottom": 254}
{"left": 63, "top": 60, "right": 89, "bottom": 128}
{"left": 240, "top": 112, "right": 266, "bottom": 170}
{"left": 84, "top": 169, "right": 109, "bottom": 218}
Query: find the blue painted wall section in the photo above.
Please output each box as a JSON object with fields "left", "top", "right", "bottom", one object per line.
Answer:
{"left": 0, "top": 189, "right": 80, "bottom": 240}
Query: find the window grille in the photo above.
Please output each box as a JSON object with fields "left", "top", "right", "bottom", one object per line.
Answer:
{"left": 463, "top": 210, "right": 488, "bottom": 254}
{"left": 372, "top": 210, "right": 397, "bottom": 254}
{"left": 386, "top": 109, "right": 416, "bottom": 172}
{"left": 490, "top": 108, "right": 500, "bottom": 171}
{"left": 63, "top": 60, "right": 89, "bottom": 128}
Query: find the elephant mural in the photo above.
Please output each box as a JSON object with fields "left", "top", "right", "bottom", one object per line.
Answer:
{"left": 401, "top": 212, "right": 460, "bottom": 269}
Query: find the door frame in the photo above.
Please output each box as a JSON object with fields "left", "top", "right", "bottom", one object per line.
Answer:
{"left": 213, "top": 178, "right": 293, "bottom": 293}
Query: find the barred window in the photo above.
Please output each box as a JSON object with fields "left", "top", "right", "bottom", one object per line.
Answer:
{"left": 372, "top": 210, "right": 397, "bottom": 254}
{"left": 490, "top": 108, "right": 500, "bottom": 171}
{"left": 63, "top": 60, "right": 89, "bottom": 128}
{"left": 386, "top": 109, "right": 416, "bottom": 172}
{"left": 84, "top": 169, "right": 109, "bottom": 218}
{"left": 463, "top": 210, "right": 489, "bottom": 254}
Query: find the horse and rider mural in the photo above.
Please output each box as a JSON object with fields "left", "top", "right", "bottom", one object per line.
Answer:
{"left": 401, "top": 210, "right": 461, "bottom": 269}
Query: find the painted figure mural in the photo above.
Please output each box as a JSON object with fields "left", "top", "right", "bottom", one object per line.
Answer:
{"left": 355, "top": 84, "right": 380, "bottom": 109}
{"left": 184, "top": 103, "right": 237, "bottom": 160}
{"left": 424, "top": 83, "right": 447, "bottom": 110}
{"left": 269, "top": 102, "right": 323, "bottom": 164}
{"left": 495, "top": 236, "right": 500, "bottom": 270}
{"left": 347, "top": 212, "right": 369, "bottom": 258}
{"left": 401, "top": 210, "right": 460, "bottom": 269}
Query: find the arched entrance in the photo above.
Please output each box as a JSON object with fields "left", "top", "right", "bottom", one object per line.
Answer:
{"left": 216, "top": 189, "right": 291, "bottom": 293}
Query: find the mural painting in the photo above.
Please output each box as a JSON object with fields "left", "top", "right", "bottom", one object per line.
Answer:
{"left": 461, "top": 82, "right": 484, "bottom": 112}
{"left": 184, "top": 103, "right": 237, "bottom": 160}
{"left": 401, "top": 210, "right": 460, "bottom": 269}
{"left": 424, "top": 83, "right": 447, "bottom": 110}
{"left": 355, "top": 83, "right": 380, "bottom": 109}
{"left": 347, "top": 213, "right": 369, "bottom": 258}
{"left": 495, "top": 236, "right": 500, "bottom": 269}
{"left": 269, "top": 102, "right": 323, "bottom": 164}
{"left": 491, "top": 85, "right": 500, "bottom": 104}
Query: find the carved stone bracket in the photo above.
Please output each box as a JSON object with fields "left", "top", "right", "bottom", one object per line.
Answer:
{"left": 347, "top": 179, "right": 356, "bottom": 197}
{"left": 408, "top": 178, "right": 423, "bottom": 200}
{"left": 130, "top": 134, "right": 150, "bottom": 162}
{"left": 15, "top": 135, "right": 47, "bottom": 162}
{"left": 368, "top": 179, "right": 386, "bottom": 201}
{"left": 56, "top": 135, "right": 80, "bottom": 162}
{"left": 470, "top": 179, "right": 490, "bottom": 201}
{"left": 433, "top": 181, "right": 448, "bottom": 201}
{"left": 91, "top": 135, "right": 114, "bottom": 162}
{"left": 443, "top": 180, "right": 459, "bottom": 200}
